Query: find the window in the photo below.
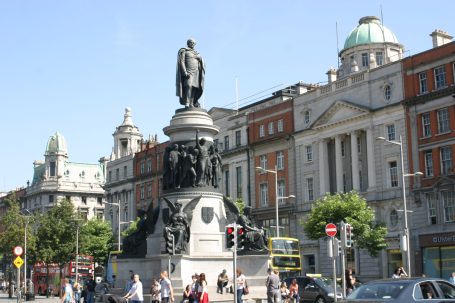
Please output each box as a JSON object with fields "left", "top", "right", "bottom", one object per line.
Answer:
{"left": 260, "top": 183, "right": 268, "bottom": 206}
{"left": 108, "top": 171, "right": 112, "bottom": 182}
{"left": 276, "top": 151, "right": 285, "bottom": 170}
{"left": 147, "top": 183, "right": 152, "bottom": 198}
{"left": 66, "top": 195, "right": 71, "bottom": 202}
{"left": 259, "top": 155, "right": 267, "bottom": 170}
{"left": 441, "top": 146, "right": 453, "bottom": 174}
{"left": 225, "top": 170, "right": 230, "bottom": 197}
{"left": 278, "top": 180, "right": 286, "bottom": 204}
{"left": 357, "top": 137, "right": 361, "bottom": 154}
{"left": 147, "top": 160, "right": 152, "bottom": 172}
{"left": 418, "top": 72, "right": 428, "bottom": 94}
{"left": 434, "top": 65, "right": 447, "bottom": 89}
{"left": 306, "top": 178, "right": 314, "bottom": 201}
{"left": 96, "top": 211, "right": 104, "bottom": 220}
{"left": 50, "top": 161, "right": 56, "bottom": 177}
{"left": 442, "top": 191, "right": 455, "bottom": 222}
{"left": 389, "top": 161, "right": 398, "bottom": 187}
{"left": 387, "top": 124, "right": 396, "bottom": 141}
{"left": 82, "top": 196, "right": 87, "bottom": 204}
{"left": 390, "top": 209, "right": 398, "bottom": 227}
{"left": 268, "top": 122, "right": 274, "bottom": 135}
{"left": 224, "top": 135, "right": 229, "bottom": 150}
{"left": 437, "top": 108, "right": 450, "bottom": 134}
{"left": 426, "top": 193, "right": 437, "bottom": 225}
{"left": 116, "top": 168, "right": 119, "bottom": 181}
{"left": 304, "top": 111, "right": 311, "bottom": 124}
{"left": 140, "top": 161, "right": 145, "bottom": 174}
{"left": 277, "top": 119, "right": 284, "bottom": 132}
{"left": 140, "top": 185, "right": 145, "bottom": 199}
{"left": 259, "top": 125, "right": 265, "bottom": 137}
{"left": 341, "top": 141, "right": 345, "bottom": 157}
{"left": 384, "top": 85, "right": 391, "bottom": 102}
{"left": 376, "top": 52, "right": 383, "bottom": 66}
{"left": 361, "top": 53, "right": 369, "bottom": 67}
{"left": 343, "top": 173, "right": 347, "bottom": 192}
{"left": 236, "top": 167, "right": 242, "bottom": 199}
{"left": 97, "top": 197, "right": 103, "bottom": 205}
{"left": 235, "top": 130, "right": 241, "bottom": 147}
{"left": 305, "top": 145, "right": 313, "bottom": 162}
{"left": 49, "top": 195, "right": 54, "bottom": 203}
{"left": 123, "top": 166, "right": 127, "bottom": 178}
{"left": 213, "top": 139, "right": 219, "bottom": 148}
{"left": 422, "top": 113, "right": 431, "bottom": 137}
{"left": 424, "top": 150, "right": 434, "bottom": 177}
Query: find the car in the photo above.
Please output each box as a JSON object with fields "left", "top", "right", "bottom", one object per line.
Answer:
{"left": 344, "top": 277, "right": 455, "bottom": 302}
{"left": 284, "top": 275, "right": 343, "bottom": 303}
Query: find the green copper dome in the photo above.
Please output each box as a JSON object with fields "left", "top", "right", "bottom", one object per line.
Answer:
{"left": 45, "top": 131, "right": 68, "bottom": 156}
{"left": 343, "top": 16, "right": 399, "bottom": 50}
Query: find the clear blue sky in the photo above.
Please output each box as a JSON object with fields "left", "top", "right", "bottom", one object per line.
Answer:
{"left": 1, "top": 0, "right": 453, "bottom": 191}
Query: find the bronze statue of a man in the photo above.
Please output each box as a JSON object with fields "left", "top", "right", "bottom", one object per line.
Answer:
{"left": 176, "top": 38, "right": 205, "bottom": 108}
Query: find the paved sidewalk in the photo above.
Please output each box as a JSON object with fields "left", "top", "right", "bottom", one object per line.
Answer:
{"left": 0, "top": 293, "right": 59, "bottom": 303}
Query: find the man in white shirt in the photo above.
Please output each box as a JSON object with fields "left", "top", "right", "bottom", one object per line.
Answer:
{"left": 124, "top": 274, "right": 143, "bottom": 303}
{"left": 160, "top": 271, "right": 174, "bottom": 303}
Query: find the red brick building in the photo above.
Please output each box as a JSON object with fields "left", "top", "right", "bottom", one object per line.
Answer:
{"left": 403, "top": 37, "right": 455, "bottom": 277}
{"left": 248, "top": 94, "right": 296, "bottom": 237}
{"left": 134, "top": 140, "right": 169, "bottom": 211}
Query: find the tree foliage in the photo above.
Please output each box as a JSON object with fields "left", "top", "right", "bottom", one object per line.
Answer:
{"left": 0, "top": 194, "right": 37, "bottom": 261}
{"left": 302, "top": 191, "right": 387, "bottom": 257}
{"left": 79, "top": 219, "right": 113, "bottom": 265}
{"left": 36, "top": 199, "right": 77, "bottom": 268}
{"left": 121, "top": 219, "right": 138, "bottom": 238}
{"left": 235, "top": 198, "right": 245, "bottom": 215}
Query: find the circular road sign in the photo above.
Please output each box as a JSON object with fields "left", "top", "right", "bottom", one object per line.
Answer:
{"left": 325, "top": 223, "right": 337, "bottom": 237}
{"left": 13, "top": 246, "right": 23, "bottom": 256}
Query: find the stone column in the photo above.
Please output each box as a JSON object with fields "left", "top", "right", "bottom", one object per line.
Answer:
{"left": 335, "top": 135, "right": 344, "bottom": 192}
{"left": 350, "top": 131, "right": 360, "bottom": 191}
{"left": 366, "top": 127, "right": 376, "bottom": 190}
{"left": 319, "top": 139, "right": 329, "bottom": 195}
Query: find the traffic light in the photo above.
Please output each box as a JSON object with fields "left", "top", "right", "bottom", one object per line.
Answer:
{"left": 237, "top": 226, "right": 246, "bottom": 249}
{"left": 344, "top": 223, "right": 353, "bottom": 248}
{"left": 226, "top": 225, "right": 235, "bottom": 249}
{"left": 334, "top": 238, "right": 342, "bottom": 256}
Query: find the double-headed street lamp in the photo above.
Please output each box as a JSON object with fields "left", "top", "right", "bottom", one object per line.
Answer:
{"left": 377, "top": 135, "right": 423, "bottom": 277}
{"left": 255, "top": 165, "right": 295, "bottom": 238}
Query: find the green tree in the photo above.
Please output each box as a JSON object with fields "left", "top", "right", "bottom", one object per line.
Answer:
{"left": 79, "top": 219, "right": 113, "bottom": 265}
{"left": 36, "top": 199, "right": 77, "bottom": 276}
{"left": 302, "top": 191, "right": 387, "bottom": 257}
{"left": 0, "top": 193, "right": 37, "bottom": 263}
{"left": 121, "top": 219, "right": 138, "bottom": 238}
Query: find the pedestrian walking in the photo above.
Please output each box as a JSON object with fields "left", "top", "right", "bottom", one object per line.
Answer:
{"left": 266, "top": 269, "right": 280, "bottom": 303}
{"left": 182, "top": 285, "right": 191, "bottom": 303}
{"left": 449, "top": 272, "right": 455, "bottom": 285}
{"left": 150, "top": 278, "right": 161, "bottom": 303}
{"left": 85, "top": 277, "right": 96, "bottom": 303}
{"left": 189, "top": 274, "right": 199, "bottom": 303}
{"left": 160, "top": 271, "right": 174, "bottom": 303}
{"left": 197, "top": 273, "right": 208, "bottom": 303}
{"left": 61, "top": 278, "right": 74, "bottom": 303}
{"left": 73, "top": 280, "right": 82, "bottom": 303}
{"left": 124, "top": 274, "right": 143, "bottom": 303}
{"left": 236, "top": 268, "right": 246, "bottom": 303}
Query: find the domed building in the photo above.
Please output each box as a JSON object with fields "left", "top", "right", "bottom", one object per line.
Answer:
{"left": 338, "top": 16, "right": 403, "bottom": 77}
{"left": 25, "top": 131, "right": 106, "bottom": 219}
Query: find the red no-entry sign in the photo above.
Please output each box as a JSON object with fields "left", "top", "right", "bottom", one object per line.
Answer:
{"left": 13, "top": 246, "right": 23, "bottom": 256}
{"left": 325, "top": 223, "right": 337, "bottom": 237}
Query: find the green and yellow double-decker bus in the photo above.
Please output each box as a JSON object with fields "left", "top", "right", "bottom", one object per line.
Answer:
{"left": 268, "top": 237, "right": 301, "bottom": 278}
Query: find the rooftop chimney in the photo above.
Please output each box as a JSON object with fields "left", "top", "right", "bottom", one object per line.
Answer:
{"left": 326, "top": 68, "right": 337, "bottom": 83}
{"left": 430, "top": 29, "right": 453, "bottom": 48}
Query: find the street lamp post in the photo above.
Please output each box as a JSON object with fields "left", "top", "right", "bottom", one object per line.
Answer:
{"left": 377, "top": 135, "right": 423, "bottom": 277}
{"left": 255, "top": 166, "right": 295, "bottom": 238}
{"left": 21, "top": 209, "right": 32, "bottom": 294}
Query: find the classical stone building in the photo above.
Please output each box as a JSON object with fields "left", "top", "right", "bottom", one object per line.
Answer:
{"left": 104, "top": 108, "right": 143, "bottom": 248}
{"left": 25, "top": 132, "right": 106, "bottom": 219}
{"left": 293, "top": 16, "right": 408, "bottom": 279}
{"left": 402, "top": 33, "right": 455, "bottom": 278}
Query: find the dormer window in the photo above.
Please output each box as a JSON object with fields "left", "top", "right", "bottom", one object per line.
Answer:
{"left": 304, "top": 111, "right": 311, "bottom": 125}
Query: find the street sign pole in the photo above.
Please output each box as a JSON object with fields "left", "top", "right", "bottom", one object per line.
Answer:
{"left": 332, "top": 238, "right": 337, "bottom": 303}
{"left": 233, "top": 222, "right": 237, "bottom": 303}
{"left": 340, "top": 221, "right": 346, "bottom": 298}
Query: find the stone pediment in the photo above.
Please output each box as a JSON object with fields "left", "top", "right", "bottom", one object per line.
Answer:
{"left": 431, "top": 176, "right": 455, "bottom": 190}
{"left": 313, "top": 100, "right": 371, "bottom": 129}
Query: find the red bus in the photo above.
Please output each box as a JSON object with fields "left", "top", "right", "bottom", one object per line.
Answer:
{"left": 33, "top": 255, "right": 94, "bottom": 295}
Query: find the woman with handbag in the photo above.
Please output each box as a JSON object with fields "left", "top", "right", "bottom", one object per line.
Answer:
{"left": 236, "top": 269, "right": 246, "bottom": 303}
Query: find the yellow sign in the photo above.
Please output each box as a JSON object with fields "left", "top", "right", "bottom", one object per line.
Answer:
{"left": 13, "top": 256, "right": 24, "bottom": 268}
